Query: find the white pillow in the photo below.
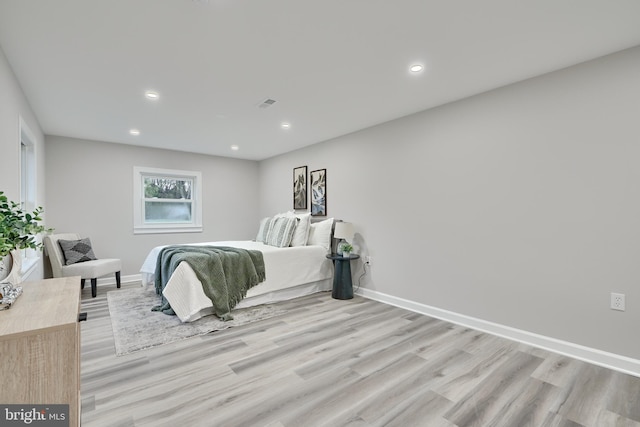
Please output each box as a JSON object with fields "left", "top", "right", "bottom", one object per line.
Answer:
{"left": 274, "top": 211, "right": 294, "bottom": 218}
{"left": 266, "top": 216, "right": 298, "bottom": 248}
{"left": 290, "top": 212, "right": 311, "bottom": 247}
{"left": 307, "top": 218, "right": 334, "bottom": 251}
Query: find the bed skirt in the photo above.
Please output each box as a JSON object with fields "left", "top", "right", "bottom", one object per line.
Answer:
{"left": 165, "top": 276, "right": 331, "bottom": 322}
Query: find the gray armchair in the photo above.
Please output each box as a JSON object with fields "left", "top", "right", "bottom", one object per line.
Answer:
{"left": 44, "top": 233, "right": 121, "bottom": 297}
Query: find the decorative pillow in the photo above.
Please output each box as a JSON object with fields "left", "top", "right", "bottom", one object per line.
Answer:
{"left": 266, "top": 216, "right": 297, "bottom": 248}
{"left": 307, "top": 218, "right": 334, "bottom": 251}
{"left": 290, "top": 212, "right": 311, "bottom": 247}
{"left": 274, "top": 211, "right": 294, "bottom": 218}
{"left": 58, "top": 238, "right": 97, "bottom": 265}
{"left": 256, "top": 217, "right": 274, "bottom": 243}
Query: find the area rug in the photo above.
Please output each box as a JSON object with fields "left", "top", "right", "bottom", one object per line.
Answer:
{"left": 107, "top": 286, "right": 286, "bottom": 356}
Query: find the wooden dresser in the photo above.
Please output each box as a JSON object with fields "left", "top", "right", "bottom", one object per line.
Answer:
{"left": 0, "top": 276, "right": 82, "bottom": 427}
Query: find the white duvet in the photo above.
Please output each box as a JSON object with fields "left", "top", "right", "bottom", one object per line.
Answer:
{"left": 139, "top": 241, "right": 333, "bottom": 322}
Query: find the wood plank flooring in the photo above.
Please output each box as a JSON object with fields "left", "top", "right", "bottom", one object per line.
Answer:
{"left": 80, "top": 283, "right": 640, "bottom": 426}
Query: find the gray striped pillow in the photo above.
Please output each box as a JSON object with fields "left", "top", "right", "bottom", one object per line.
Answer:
{"left": 256, "top": 217, "right": 275, "bottom": 243}
{"left": 266, "top": 216, "right": 297, "bottom": 247}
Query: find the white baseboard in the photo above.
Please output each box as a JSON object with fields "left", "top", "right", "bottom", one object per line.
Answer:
{"left": 356, "top": 287, "right": 640, "bottom": 378}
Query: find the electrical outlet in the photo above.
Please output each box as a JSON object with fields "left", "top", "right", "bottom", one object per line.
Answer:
{"left": 365, "top": 256, "right": 372, "bottom": 265}
{"left": 611, "top": 293, "right": 625, "bottom": 311}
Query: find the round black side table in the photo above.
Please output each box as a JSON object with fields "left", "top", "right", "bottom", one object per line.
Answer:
{"left": 326, "top": 254, "right": 360, "bottom": 300}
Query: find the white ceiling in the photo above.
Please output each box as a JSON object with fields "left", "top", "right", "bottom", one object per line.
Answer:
{"left": 1, "top": 1, "right": 639, "bottom": 161}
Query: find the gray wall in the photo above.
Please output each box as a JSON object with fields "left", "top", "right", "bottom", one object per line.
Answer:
{"left": 0, "top": 47, "right": 47, "bottom": 279}
{"left": 5, "top": 35, "right": 640, "bottom": 363}
{"left": 45, "top": 136, "right": 259, "bottom": 277}
{"left": 259, "top": 46, "right": 640, "bottom": 360}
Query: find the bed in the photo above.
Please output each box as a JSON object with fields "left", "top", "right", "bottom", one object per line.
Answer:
{"left": 139, "top": 215, "right": 335, "bottom": 322}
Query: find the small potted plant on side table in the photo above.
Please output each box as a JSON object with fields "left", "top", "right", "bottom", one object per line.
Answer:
{"left": 341, "top": 243, "right": 353, "bottom": 258}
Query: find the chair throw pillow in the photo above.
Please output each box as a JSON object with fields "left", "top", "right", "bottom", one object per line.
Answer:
{"left": 58, "top": 238, "right": 97, "bottom": 265}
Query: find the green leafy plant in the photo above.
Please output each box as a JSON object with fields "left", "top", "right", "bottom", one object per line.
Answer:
{"left": 341, "top": 243, "right": 353, "bottom": 254}
{"left": 0, "top": 191, "right": 52, "bottom": 257}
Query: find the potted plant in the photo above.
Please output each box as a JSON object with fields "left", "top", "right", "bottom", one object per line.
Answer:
{"left": 0, "top": 191, "right": 51, "bottom": 283}
{"left": 341, "top": 243, "right": 353, "bottom": 258}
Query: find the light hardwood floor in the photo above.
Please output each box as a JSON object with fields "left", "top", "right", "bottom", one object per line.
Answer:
{"left": 80, "top": 283, "right": 640, "bottom": 427}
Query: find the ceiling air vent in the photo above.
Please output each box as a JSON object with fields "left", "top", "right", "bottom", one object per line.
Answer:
{"left": 258, "top": 98, "right": 277, "bottom": 109}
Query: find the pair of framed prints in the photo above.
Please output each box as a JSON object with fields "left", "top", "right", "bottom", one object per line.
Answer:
{"left": 293, "top": 166, "right": 326, "bottom": 216}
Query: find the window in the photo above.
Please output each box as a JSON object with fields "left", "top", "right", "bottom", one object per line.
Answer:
{"left": 19, "top": 117, "right": 39, "bottom": 278}
{"left": 133, "top": 167, "right": 203, "bottom": 234}
{"left": 20, "top": 122, "right": 36, "bottom": 213}
{"left": 20, "top": 142, "right": 34, "bottom": 209}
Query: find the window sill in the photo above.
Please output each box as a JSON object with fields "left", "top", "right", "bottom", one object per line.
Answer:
{"left": 134, "top": 225, "right": 203, "bottom": 235}
{"left": 20, "top": 256, "right": 39, "bottom": 280}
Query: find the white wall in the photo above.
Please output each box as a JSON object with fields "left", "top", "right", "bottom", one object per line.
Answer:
{"left": 0, "top": 46, "right": 47, "bottom": 280}
{"left": 45, "top": 136, "right": 260, "bottom": 278}
{"left": 259, "top": 46, "right": 640, "bottom": 361}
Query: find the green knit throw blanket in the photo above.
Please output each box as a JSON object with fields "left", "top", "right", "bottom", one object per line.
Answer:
{"left": 153, "top": 245, "right": 266, "bottom": 321}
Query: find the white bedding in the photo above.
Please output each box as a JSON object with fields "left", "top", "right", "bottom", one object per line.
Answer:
{"left": 139, "top": 241, "right": 333, "bottom": 322}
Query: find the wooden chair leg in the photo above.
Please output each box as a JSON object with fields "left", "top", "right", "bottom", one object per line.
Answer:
{"left": 91, "top": 278, "right": 97, "bottom": 298}
{"left": 81, "top": 279, "right": 85, "bottom": 289}
{"left": 115, "top": 271, "right": 121, "bottom": 288}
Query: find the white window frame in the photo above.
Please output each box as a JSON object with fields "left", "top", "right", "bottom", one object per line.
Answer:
{"left": 19, "top": 117, "right": 39, "bottom": 278}
{"left": 133, "top": 166, "right": 203, "bottom": 234}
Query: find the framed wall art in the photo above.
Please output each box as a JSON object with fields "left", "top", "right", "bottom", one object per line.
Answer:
{"left": 293, "top": 166, "right": 307, "bottom": 210}
{"left": 310, "top": 168, "right": 326, "bottom": 216}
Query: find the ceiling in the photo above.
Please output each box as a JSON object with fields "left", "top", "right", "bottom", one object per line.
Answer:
{"left": 1, "top": 1, "right": 639, "bottom": 161}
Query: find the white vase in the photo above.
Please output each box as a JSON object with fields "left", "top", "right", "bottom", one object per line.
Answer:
{"left": 0, "top": 250, "right": 22, "bottom": 285}
{"left": 0, "top": 254, "right": 11, "bottom": 282}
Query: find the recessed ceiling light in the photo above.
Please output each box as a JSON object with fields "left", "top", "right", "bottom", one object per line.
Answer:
{"left": 410, "top": 64, "right": 424, "bottom": 73}
{"left": 145, "top": 91, "right": 159, "bottom": 100}
{"left": 129, "top": 129, "right": 140, "bottom": 136}
{"left": 230, "top": 145, "right": 239, "bottom": 151}
{"left": 281, "top": 122, "right": 291, "bottom": 129}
